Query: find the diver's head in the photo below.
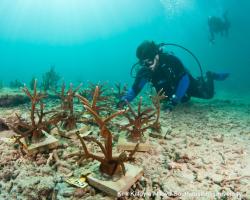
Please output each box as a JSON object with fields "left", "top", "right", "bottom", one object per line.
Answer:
{"left": 136, "top": 40, "right": 160, "bottom": 71}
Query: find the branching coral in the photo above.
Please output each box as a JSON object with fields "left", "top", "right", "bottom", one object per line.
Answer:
{"left": 51, "top": 82, "right": 82, "bottom": 130}
{"left": 120, "top": 97, "right": 155, "bottom": 141}
{"left": 76, "top": 85, "right": 113, "bottom": 118}
{"left": 150, "top": 88, "right": 167, "bottom": 132}
{"left": 74, "top": 88, "right": 138, "bottom": 176}
{"left": 41, "top": 66, "right": 60, "bottom": 92}
{"left": 113, "top": 82, "right": 127, "bottom": 100}
{"left": 11, "top": 80, "right": 56, "bottom": 145}
{"left": 74, "top": 105, "right": 138, "bottom": 176}
{"left": 78, "top": 83, "right": 113, "bottom": 114}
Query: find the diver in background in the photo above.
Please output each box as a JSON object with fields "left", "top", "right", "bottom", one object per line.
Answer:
{"left": 118, "top": 41, "right": 229, "bottom": 110}
{"left": 208, "top": 11, "right": 231, "bottom": 44}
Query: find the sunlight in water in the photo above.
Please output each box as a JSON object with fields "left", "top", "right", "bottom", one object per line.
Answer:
{"left": 0, "top": 0, "right": 159, "bottom": 44}
{"left": 160, "top": 0, "right": 195, "bottom": 17}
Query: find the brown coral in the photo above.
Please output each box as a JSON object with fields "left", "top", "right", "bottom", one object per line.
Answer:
{"left": 120, "top": 97, "right": 155, "bottom": 141}
{"left": 51, "top": 82, "right": 82, "bottom": 131}
{"left": 11, "top": 80, "right": 56, "bottom": 145}
{"left": 150, "top": 88, "right": 167, "bottom": 132}
{"left": 75, "top": 89, "right": 138, "bottom": 176}
{"left": 77, "top": 83, "right": 113, "bottom": 114}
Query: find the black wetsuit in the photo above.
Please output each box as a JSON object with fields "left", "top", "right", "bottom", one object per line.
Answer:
{"left": 122, "top": 53, "right": 214, "bottom": 104}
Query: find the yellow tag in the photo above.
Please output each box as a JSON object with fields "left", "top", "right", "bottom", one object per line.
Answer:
{"left": 65, "top": 177, "right": 88, "bottom": 188}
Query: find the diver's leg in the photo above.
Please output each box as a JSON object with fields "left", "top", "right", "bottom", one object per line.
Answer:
{"left": 188, "top": 74, "right": 214, "bottom": 99}
{"left": 203, "top": 72, "right": 215, "bottom": 99}
{"left": 208, "top": 71, "right": 230, "bottom": 81}
{"left": 188, "top": 71, "right": 229, "bottom": 99}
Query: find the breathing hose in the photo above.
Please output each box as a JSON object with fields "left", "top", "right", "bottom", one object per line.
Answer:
{"left": 130, "top": 43, "right": 204, "bottom": 81}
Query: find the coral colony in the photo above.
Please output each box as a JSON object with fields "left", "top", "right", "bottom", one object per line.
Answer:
{"left": 121, "top": 97, "right": 156, "bottom": 142}
{"left": 150, "top": 88, "right": 167, "bottom": 133}
{"left": 52, "top": 82, "right": 83, "bottom": 131}
{"left": 12, "top": 80, "right": 51, "bottom": 145}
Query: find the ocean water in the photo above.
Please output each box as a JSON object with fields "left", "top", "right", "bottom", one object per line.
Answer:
{"left": 0, "top": 0, "right": 249, "bottom": 94}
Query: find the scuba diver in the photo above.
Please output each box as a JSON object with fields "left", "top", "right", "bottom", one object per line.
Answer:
{"left": 118, "top": 40, "right": 229, "bottom": 110}
{"left": 208, "top": 11, "right": 231, "bottom": 44}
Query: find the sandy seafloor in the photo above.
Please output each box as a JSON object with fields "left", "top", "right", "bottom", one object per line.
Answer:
{"left": 0, "top": 89, "right": 249, "bottom": 200}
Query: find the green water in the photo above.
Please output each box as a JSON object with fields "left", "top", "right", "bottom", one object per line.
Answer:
{"left": 0, "top": 0, "right": 249, "bottom": 93}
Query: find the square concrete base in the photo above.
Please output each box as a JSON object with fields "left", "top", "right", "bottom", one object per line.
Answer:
{"left": 21, "top": 131, "right": 58, "bottom": 154}
{"left": 117, "top": 136, "right": 151, "bottom": 152}
{"left": 87, "top": 163, "right": 143, "bottom": 197}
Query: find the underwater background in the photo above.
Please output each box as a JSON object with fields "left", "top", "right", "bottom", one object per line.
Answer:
{"left": 0, "top": 0, "right": 249, "bottom": 94}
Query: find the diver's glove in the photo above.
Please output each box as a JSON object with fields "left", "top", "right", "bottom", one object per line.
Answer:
{"left": 170, "top": 94, "right": 179, "bottom": 106}
{"left": 163, "top": 95, "right": 178, "bottom": 111}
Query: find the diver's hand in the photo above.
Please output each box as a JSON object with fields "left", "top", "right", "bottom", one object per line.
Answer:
{"left": 170, "top": 95, "right": 178, "bottom": 106}
{"left": 163, "top": 95, "right": 179, "bottom": 112}
{"left": 117, "top": 100, "right": 126, "bottom": 109}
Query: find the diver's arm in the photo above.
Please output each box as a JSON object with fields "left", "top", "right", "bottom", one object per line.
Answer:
{"left": 171, "top": 74, "right": 190, "bottom": 105}
{"left": 117, "top": 68, "right": 149, "bottom": 108}
{"left": 121, "top": 78, "right": 147, "bottom": 102}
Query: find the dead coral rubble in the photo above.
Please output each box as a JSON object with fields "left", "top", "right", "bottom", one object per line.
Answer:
{"left": 0, "top": 94, "right": 29, "bottom": 107}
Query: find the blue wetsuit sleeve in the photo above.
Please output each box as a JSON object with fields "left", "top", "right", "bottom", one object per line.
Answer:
{"left": 121, "top": 78, "right": 147, "bottom": 102}
{"left": 173, "top": 74, "right": 190, "bottom": 103}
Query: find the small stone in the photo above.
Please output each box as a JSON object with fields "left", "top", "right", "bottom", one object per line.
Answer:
{"left": 89, "top": 187, "right": 96, "bottom": 196}
{"left": 6, "top": 181, "right": 13, "bottom": 193}
{"left": 74, "top": 188, "right": 86, "bottom": 198}
{"left": 12, "top": 170, "right": 20, "bottom": 179}
{"left": 17, "top": 186, "right": 23, "bottom": 193}
{"left": 34, "top": 180, "right": 40, "bottom": 185}
{"left": 139, "top": 177, "right": 147, "bottom": 187}
{"left": 3, "top": 170, "right": 12, "bottom": 182}
{"left": 62, "top": 189, "right": 74, "bottom": 198}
